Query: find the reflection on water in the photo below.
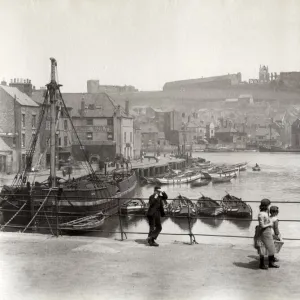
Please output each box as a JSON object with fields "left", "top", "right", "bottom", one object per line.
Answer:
{"left": 170, "top": 216, "right": 196, "bottom": 231}
{"left": 200, "top": 216, "right": 224, "bottom": 228}
{"left": 95, "top": 152, "right": 300, "bottom": 242}
{"left": 227, "top": 218, "right": 252, "bottom": 230}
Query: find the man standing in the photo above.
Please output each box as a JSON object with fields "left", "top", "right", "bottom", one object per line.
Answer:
{"left": 146, "top": 186, "right": 168, "bottom": 247}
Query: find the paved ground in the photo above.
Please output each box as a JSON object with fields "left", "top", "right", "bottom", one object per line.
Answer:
{"left": 1, "top": 232, "right": 300, "bottom": 300}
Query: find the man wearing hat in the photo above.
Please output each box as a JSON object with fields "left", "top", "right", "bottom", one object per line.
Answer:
{"left": 146, "top": 186, "right": 168, "bottom": 246}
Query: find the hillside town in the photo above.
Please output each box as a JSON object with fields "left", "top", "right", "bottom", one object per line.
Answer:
{"left": 1, "top": 65, "right": 300, "bottom": 174}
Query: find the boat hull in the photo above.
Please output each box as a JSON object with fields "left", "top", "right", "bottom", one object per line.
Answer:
{"left": 156, "top": 173, "right": 201, "bottom": 185}
{"left": 1, "top": 173, "right": 138, "bottom": 231}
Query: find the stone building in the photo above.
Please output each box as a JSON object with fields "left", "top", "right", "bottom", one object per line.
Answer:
{"left": 0, "top": 83, "right": 40, "bottom": 173}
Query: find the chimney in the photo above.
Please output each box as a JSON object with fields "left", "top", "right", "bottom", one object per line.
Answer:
{"left": 1, "top": 79, "right": 7, "bottom": 86}
{"left": 125, "top": 100, "right": 129, "bottom": 115}
{"left": 188, "top": 115, "right": 191, "bottom": 123}
{"left": 81, "top": 99, "right": 85, "bottom": 117}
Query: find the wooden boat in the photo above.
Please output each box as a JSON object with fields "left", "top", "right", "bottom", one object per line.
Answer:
{"left": 221, "top": 193, "right": 252, "bottom": 218}
{"left": 0, "top": 59, "right": 138, "bottom": 233}
{"left": 59, "top": 212, "right": 105, "bottom": 231}
{"left": 212, "top": 176, "right": 233, "bottom": 184}
{"left": 190, "top": 179, "right": 211, "bottom": 187}
{"left": 156, "top": 171, "right": 201, "bottom": 185}
{"left": 252, "top": 166, "right": 261, "bottom": 171}
{"left": 121, "top": 199, "right": 147, "bottom": 215}
{"left": 209, "top": 168, "right": 237, "bottom": 179}
{"left": 169, "top": 195, "right": 197, "bottom": 217}
{"left": 232, "top": 162, "right": 248, "bottom": 171}
{"left": 196, "top": 195, "right": 224, "bottom": 216}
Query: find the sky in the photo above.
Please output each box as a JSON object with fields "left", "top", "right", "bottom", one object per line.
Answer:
{"left": 0, "top": 0, "right": 299, "bottom": 92}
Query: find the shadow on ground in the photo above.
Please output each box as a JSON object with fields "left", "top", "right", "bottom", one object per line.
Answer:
{"left": 233, "top": 259, "right": 259, "bottom": 270}
{"left": 134, "top": 239, "right": 149, "bottom": 246}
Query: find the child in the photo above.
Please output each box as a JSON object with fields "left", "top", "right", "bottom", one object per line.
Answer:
{"left": 270, "top": 206, "right": 282, "bottom": 241}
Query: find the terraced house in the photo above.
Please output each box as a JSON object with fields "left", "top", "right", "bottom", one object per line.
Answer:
{"left": 0, "top": 80, "right": 40, "bottom": 173}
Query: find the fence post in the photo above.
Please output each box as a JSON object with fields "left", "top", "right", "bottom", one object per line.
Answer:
{"left": 55, "top": 194, "right": 59, "bottom": 237}
{"left": 187, "top": 203, "right": 193, "bottom": 245}
{"left": 118, "top": 198, "right": 125, "bottom": 241}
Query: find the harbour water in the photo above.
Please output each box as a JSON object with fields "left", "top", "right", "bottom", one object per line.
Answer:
{"left": 89, "top": 152, "right": 300, "bottom": 244}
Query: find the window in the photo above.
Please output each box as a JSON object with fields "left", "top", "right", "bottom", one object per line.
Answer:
{"left": 64, "top": 136, "right": 68, "bottom": 146}
{"left": 86, "top": 132, "right": 93, "bottom": 140}
{"left": 22, "top": 114, "right": 25, "bottom": 128}
{"left": 58, "top": 137, "right": 61, "bottom": 146}
{"left": 32, "top": 115, "right": 36, "bottom": 128}
{"left": 130, "top": 132, "right": 132, "bottom": 143}
{"left": 64, "top": 120, "right": 68, "bottom": 130}
{"left": 86, "top": 119, "right": 93, "bottom": 126}
{"left": 46, "top": 121, "right": 50, "bottom": 130}
{"left": 124, "top": 132, "right": 126, "bottom": 143}
{"left": 21, "top": 134, "right": 25, "bottom": 148}
{"left": 107, "top": 118, "right": 113, "bottom": 126}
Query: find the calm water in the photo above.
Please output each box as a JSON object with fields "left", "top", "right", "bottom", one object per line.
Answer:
{"left": 89, "top": 152, "right": 300, "bottom": 244}
{"left": 1, "top": 152, "right": 300, "bottom": 244}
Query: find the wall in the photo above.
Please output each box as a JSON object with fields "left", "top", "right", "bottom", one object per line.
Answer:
{"left": 121, "top": 118, "right": 134, "bottom": 158}
{"left": 133, "top": 128, "right": 141, "bottom": 159}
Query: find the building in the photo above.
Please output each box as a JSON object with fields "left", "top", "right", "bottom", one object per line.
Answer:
{"left": 279, "top": 72, "right": 300, "bottom": 89}
{"left": 254, "top": 127, "right": 280, "bottom": 145}
{"left": 31, "top": 91, "right": 73, "bottom": 165}
{"left": 163, "top": 73, "right": 242, "bottom": 91}
{"left": 133, "top": 122, "right": 142, "bottom": 159}
{"left": 291, "top": 119, "right": 300, "bottom": 148}
{"left": 61, "top": 93, "right": 134, "bottom": 161}
{"left": 0, "top": 83, "right": 40, "bottom": 173}
{"left": 153, "top": 108, "right": 182, "bottom": 140}
{"left": 206, "top": 122, "right": 215, "bottom": 140}
{"left": 131, "top": 106, "right": 155, "bottom": 118}
{"left": 215, "top": 127, "right": 238, "bottom": 143}
{"left": 140, "top": 123, "right": 159, "bottom": 150}
{"left": 87, "top": 80, "right": 138, "bottom": 94}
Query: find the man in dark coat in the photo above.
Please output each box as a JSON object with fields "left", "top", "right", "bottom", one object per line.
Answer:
{"left": 146, "top": 186, "right": 168, "bottom": 247}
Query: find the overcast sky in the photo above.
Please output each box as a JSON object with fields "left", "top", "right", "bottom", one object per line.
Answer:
{"left": 0, "top": 0, "right": 299, "bottom": 92}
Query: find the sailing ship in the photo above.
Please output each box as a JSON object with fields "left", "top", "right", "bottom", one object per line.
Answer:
{"left": 0, "top": 58, "right": 137, "bottom": 233}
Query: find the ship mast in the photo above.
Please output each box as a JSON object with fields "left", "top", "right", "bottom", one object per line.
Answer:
{"left": 48, "top": 58, "right": 59, "bottom": 188}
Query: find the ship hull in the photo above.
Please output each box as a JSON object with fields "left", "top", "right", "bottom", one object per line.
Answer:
{"left": 1, "top": 173, "right": 138, "bottom": 230}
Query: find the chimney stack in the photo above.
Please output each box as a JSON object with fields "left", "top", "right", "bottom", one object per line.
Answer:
{"left": 81, "top": 98, "right": 85, "bottom": 117}
{"left": 125, "top": 100, "right": 129, "bottom": 115}
{"left": 1, "top": 79, "right": 7, "bottom": 86}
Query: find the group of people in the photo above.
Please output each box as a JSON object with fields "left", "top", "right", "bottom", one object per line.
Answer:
{"left": 255, "top": 198, "right": 283, "bottom": 269}
{"left": 145, "top": 187, "right": 284, "bottom": 271}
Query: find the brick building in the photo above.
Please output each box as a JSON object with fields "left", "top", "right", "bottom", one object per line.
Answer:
{"left": 0, "top": 83, "right": 40, "bottom": 173}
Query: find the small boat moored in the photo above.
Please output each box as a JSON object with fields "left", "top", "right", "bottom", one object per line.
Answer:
{"left": 196, "top": 195, "right": 224, "bottom": 217}
{"left": 221, "top": 193, "right": 252, "bottom": 218}
{"left": 190, "top": 179, "right": 211, "bottom": 187}
{"left": 212, "top": 177, "right": 233, "bottom": 184}
{"left": 59, "top": 212, "right": 105, "bottom": 232}
{"left": 121, "top": 199, "right": 147, "bottom": 215}
{"left": 169, "top": 195, "right": 197, "bottom": 217}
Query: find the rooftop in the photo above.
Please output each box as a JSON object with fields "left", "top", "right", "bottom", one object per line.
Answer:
{"left": 0, "top": 85, "right": 39, "bottom": 107}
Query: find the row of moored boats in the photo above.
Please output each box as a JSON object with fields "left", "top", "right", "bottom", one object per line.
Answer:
{"left": 142, "top": 159, "right": 248, "bottom": 186}
{"left": 121, "top": 193, "right": 252, "bottom": 219}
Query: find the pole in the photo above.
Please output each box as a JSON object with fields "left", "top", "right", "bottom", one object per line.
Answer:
{"left": 49, "top": 58, "right": 57, "bottom": 188}
{"left": 118, "top": 198, "right": 126, "bottom": 240}
{"left": 55, "top": 194, "right": 59, "bottom": 237}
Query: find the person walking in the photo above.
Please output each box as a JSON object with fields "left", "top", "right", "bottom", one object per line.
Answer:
{"left": 146, "top": 186, "right": 168, "bottom": 247}
{"left": 256, "top": 198, "right": 279, "bottom": 269}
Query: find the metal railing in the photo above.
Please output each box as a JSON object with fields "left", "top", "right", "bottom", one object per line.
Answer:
{"left": 1, "top": 195, "right": 300, "bottom": 243}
